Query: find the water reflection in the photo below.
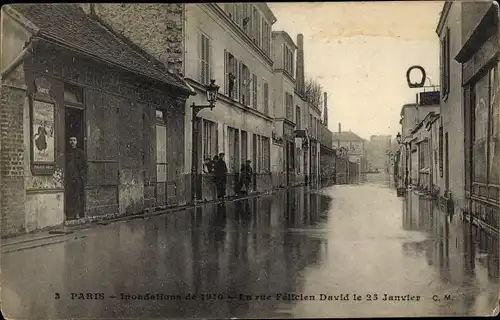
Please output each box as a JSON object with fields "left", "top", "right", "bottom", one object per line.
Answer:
{"left": 402, "top": 191, "right": 499, "bottom": 315}
{"left": 1, "top": 188, "right": 332, "bottom": 319}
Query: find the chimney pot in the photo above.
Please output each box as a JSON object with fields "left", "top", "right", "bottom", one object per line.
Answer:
{"left": 339, "top": 122, "right": 341, "bottom": 133}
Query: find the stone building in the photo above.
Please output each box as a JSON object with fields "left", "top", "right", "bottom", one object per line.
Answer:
{"left": 435, "top": 0, "right": 467, "bottom": 218}
{"left": 271, "top": 30, "right": 301, "bottom": 187}
{"left": 366, "top": 135, "right": 392, "bottom": 171}
{"left": 446, "top": 0, "right": 499, "bottom": 235}
{"left": 408, "top": 112, "right": 440, "bottom": 193}
{"left": 0, "top": 4, "right": 193, "bottom": 237}
{"left": 397, "top": 93, "right": 439, "bottom": 190}
{"left": 93, "top": 3, "right": 277, "bottom": 200}
{"left": 331, "top": 125, "right": 365, "bottom": 183}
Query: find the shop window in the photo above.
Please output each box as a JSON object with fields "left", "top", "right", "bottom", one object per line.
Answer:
{"left": 473, "top": 74, "right": 489, "bottom": 184}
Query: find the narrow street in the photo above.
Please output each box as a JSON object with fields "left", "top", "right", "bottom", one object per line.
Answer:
{"left": 1, "top": 174, "right": 498, "bottom": 318}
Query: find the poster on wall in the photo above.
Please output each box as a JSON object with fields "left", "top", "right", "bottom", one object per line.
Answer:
{"left": 31, "top": 99, "right": 56, "bottom": 174}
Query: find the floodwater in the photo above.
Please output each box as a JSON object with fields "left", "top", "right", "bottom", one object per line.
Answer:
{"left": 1, "top": 174, "right": 498, "bottom": 318}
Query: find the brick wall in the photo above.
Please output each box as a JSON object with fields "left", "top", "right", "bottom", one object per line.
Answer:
{"left": 1, "top": 84, "right": 26, "bottom": 237}
{"left": 92, "top": 4, "right": 184, "bottom": 75}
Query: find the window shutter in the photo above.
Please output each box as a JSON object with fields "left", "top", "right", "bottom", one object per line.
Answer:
{"left": 256, "top": 12, "right": 261, "bottom": 47}
{"left": 246, "top": 68, "right": 251, "bottom": 106}
{"left": 239, "top": 62, "right": 244, "bottom": 103}
{"left": 283, "top": 44, "right": 286, "bottom": 70}
{"left": 235, "top": 59, "right": 240, "bottom": 101}
{"left": 207, "top": 37, "right": 211, "bottom": 83}
{"left": 224, "top": 50, "right": 228, "bottom": 95}
{"left": 252, "top": 73, "right": 257, "bottom": 108}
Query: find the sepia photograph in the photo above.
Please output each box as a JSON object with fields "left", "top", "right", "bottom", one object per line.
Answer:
{"left": 0, "top": 1, "right": 499, "bottom": 319}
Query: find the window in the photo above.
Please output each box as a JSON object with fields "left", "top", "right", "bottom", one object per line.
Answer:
{"left": 309, "top": 114, "right": 313, "bottom": 132}
{"left": 295, "top": 106, "right": 301, "bottom": 129}
{"left": 419, "top": 142, "right": 425, "bottom": 169}
{"left": 283, "top": 45, "right": 294, "bottom": 76}
{"left": 285, "top": 92, "right": 293, "bottom": 120}
{"left": 238, "top": 63, "right": 251, "bottom": 106}
{"left": 440, "top": 28, "right": 450, "bottom": 98}
{"left": 64, "top": 83, "right": 84, "bottom": 104}
{"left": 241, "top": 130, "right": 248, "bottom": 162}
{"left": 243, "top": 3, "right": 252, "bottom": 36}
{"left": 473, "top": 74, "right": 489, "bottom": 183}
{"left": 224, "top": 3, "right": 234, "bottom": 18}
{"left": 253, "top": 7, "right": 261, "bottom": 47}
{"left": 261, "top": 136, "right": 270, "bottom": 172}
{"left": 263, "top": 80, "right": 269, "bottom": 115}
{"left": 227, "top": 127, "right": 239, "bottom": 172}
{"left": 224, "top": 51, "right": 239, "bottom": 99}
{"left": 156, "top": 119, "right": 167, "bottom": 183}
{"left": 200, "top": 34, "right": 211, "bottom": 85}
{"left": 262, "top": 19, "right": 271, "bottom": 55}
{"left": 252, "top": 73, "right": 258, "bottom": 108}
{"left": 438, "top": 126, "right": 443, "bottom": 178}
{"left": 313, "top": 117, "right": 317, "bottom": 138}
{"left": 234, "top": 3, "right": 242, "bottom": 26}
{"left": 488, "top": 66, "right": 499, "bottom": 185}
{"left": 202, "top": 119, "right": 217, "bottom": 161}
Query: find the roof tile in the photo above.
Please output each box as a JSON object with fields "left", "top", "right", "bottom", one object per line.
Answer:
{"left": 11, "top": 4, "right": 191, "bottom": 93}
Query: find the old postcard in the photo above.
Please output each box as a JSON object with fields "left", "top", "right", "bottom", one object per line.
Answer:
{"left": 0, "top": 1, "right": 499, "bottom": 319}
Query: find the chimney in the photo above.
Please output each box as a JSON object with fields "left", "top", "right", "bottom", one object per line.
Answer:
{"left": 323, "top": 92, "right": 328, "bottom": 127}
{"left": 338, "top": 122, "right": 341, "bottom": 133}
{"left": 295, "top": 34, "right": 305, "bottom": 95}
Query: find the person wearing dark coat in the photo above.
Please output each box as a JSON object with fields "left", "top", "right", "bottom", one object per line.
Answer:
{"left": 214, "top": 152, "right": 228, "bottom": 199}
{"left": 66, "top": 136, "right": 87, "bottom": 219}
{"left": 239, "top": 160, "right": 253, "bottom": 195}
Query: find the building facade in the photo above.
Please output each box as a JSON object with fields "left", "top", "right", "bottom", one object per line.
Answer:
{"left": 451, "top": 1, "right": 499, "bottom": 235}
{"left": 436, "top": 0, "right": 467, "bottom": 218}
{"left": 398, "top": 95, "right": 440, "bottom": 190}
{"left": 366, "top": 135, "right": 392, "bottom": 171}
{"left": 0, "top": 4, "right": 193, "bottom": 237}
{"left": 331, "top": 126, "right": 365, "bottom": 183}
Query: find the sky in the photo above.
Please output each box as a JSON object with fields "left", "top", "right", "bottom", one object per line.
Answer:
{"left": 268, "top": 1, "right": 444, "bottom": 140}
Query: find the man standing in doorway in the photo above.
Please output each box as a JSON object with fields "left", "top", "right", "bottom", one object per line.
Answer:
{"left": 66, "top": 136, "right": 87, "bottom": 219}
{"left": 214, "top": 152, "right": 228, "bottom": 200}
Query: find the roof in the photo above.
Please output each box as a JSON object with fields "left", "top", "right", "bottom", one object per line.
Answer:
{"left": 272, "top": 31, "right": 297, "bottom": 49}
{"left": 10, "top": 4, "right": 193, "bottom": 95}
{"left": 400, "top": 103, "right": 417, "bottom": 117}
{"left": 332, "top": 130, "right": 364, "bottom": 142}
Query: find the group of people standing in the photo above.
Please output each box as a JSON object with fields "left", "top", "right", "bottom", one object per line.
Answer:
{"left": 203, "top": 153, "right": 253, "bottom": 199}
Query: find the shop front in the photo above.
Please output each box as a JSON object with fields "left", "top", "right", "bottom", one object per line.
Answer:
{"left": 1, "top": 4, "right": 192, "bottom": 237}
{"left": 456, "top": 3, "right": 500, "bottom": 235}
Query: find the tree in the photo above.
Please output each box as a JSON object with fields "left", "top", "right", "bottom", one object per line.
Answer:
{"left": 305, "top": 77, "right": 323, "bottom": 109}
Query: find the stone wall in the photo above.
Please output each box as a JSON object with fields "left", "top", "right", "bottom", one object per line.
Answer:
{"left": 92, "top": 4, "right": 184, "bottom": 75}
{"left": 1, "top": 71, "right": 26, "bottom": 237}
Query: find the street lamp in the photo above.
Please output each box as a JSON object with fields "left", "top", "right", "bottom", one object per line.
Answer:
{"left": 191, "top": 79, "right": 220, "bottom": 203}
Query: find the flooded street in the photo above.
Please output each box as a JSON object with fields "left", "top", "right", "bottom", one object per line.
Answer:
{"left": 1, "top": 174, "right": 499, "bottom": 318}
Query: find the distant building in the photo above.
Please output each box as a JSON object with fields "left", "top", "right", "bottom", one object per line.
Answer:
{"left": 397, "top": 92, "right": 440, "bottom": 190}
{"left": 366, "top": 135, "right": 392, "bottom": 170}
{"left": 331, "top": 125, "right": 366, "bottom": 174}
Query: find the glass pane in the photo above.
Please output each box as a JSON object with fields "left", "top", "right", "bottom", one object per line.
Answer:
{"left": 157, "top": 164, "right": 167, "bottom": 183}
{"left": 473, "top": 75, "right": 489, "bottom": 183}
{"left": 156, "top": 110, "right": 164, "bottom": 120}
{"left": 64, "top": 83, "right": 83, "bottom": 104}
{"left": 156, "top": 125, "right": 167, "bottom": 163}
{"left": 490, "top": 67, "right": 500, "bottom": 185}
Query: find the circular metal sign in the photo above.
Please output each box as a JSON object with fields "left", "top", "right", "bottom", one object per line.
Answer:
{"left": 406, "top": 65, "right": 426, "bottom": 88}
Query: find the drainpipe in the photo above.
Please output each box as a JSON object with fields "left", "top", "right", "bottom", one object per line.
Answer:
{"left": 1, "top": 38, "right": 39, "bottom": 80}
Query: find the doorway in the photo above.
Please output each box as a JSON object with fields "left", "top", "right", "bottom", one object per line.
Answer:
{"left": 65, "top": 106, "right": 86, "bottom": 220}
